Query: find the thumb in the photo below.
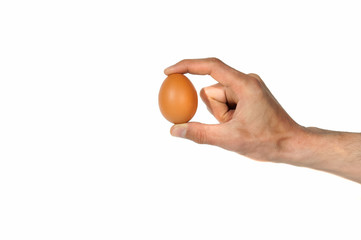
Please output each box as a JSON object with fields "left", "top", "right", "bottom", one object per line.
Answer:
{"left": 170, "top": 122, "right": 226, "bottom": 146}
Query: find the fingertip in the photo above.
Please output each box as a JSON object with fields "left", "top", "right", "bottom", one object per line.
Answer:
{"left": 164, "top": 66, "right": 173, "bottom": 75}
{"left": 170, "top": 124, "right": 187, "bottom": 138}
{"left": 164, "top": 59, "right": 189, "bottom": 75}
{"left": 164, "top": 63, "right": 182, "bottom": 75}
{"left": 169, "top": 124, "right": 176, "bottom": 135}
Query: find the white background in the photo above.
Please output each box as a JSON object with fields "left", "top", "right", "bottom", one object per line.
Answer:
{"left": 1, "top": 0, "right": 360, "bottom": 239}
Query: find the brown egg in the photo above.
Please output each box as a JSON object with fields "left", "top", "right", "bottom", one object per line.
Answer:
{"left": 158, "top": 74, "right": 198, "bottom": 124}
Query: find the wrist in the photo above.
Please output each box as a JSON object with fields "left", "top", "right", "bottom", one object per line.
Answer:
{"left": 281, "top": 127, "right": 332, "bottom": 167}
{"left": 278, "top": 126, "right": 342, "bottom": 166}
{"left": 272, "top": 125, "right": 315, "bottom": 166}
{"left": 273, "top": 126, "right": 331, "bottom": 164}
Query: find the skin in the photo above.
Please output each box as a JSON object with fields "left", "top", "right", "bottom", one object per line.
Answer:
{"left": 164, "top": 58, "right": 361, "bottom": 184}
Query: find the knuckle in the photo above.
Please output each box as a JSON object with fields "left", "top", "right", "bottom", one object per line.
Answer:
{"left": 208, "top": 57, "right": 222, "bottom": 65}
{"left": 179, "top": 59, "right": 189, "bottom": 64}
{"left": 193, "top": 129, "right": 207, "bottom": 144}
{"left": 248, "top": 77, "right": 262, "bottom": 89}
{"left": 249, "top": 78, "right": 264, "bottom": 96}
{"left": 248, "top": 73, "right": 261, "bottom": 80}
{"left": 247, "top": 73, "right": 266, "bottom": 89}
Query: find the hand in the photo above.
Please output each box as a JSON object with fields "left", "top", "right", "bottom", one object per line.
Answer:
{"left": 164, "top": 58, "right": 361, "bottom": 183}
{"left": 164, "top": 58, "right": 303, "bottom": 162}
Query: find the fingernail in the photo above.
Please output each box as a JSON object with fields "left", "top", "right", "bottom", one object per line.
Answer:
{"left": 171, "top": 124, "right": 187, "bottom": 138}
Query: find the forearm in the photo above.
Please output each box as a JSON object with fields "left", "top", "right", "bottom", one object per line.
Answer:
{"left": 282, "top": 127, "right": 361, "bottom": 183}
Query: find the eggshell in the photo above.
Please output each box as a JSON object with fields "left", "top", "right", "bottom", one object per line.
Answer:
{"left": 158, "top": 74, "right": 198, "bottom": 124}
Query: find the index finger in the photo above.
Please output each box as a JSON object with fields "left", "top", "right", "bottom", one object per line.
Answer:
{"left": 164, "top": 58, "right": 247, "bottom": 87}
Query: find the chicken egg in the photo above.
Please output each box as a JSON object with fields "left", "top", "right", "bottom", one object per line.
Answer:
{"left": 158, "top": 74, "right": 198, "bottom": 124}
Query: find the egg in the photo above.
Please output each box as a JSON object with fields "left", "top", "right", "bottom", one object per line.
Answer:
{"left": 158, "top": 74, "right": 198, "bottom": 124}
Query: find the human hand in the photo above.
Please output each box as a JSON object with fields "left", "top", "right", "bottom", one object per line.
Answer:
{"left": 164, "top": 58, "right": 361, "bottom": 183}
{"left": 164, "top": 58, "right": 304, "bottom": 162}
